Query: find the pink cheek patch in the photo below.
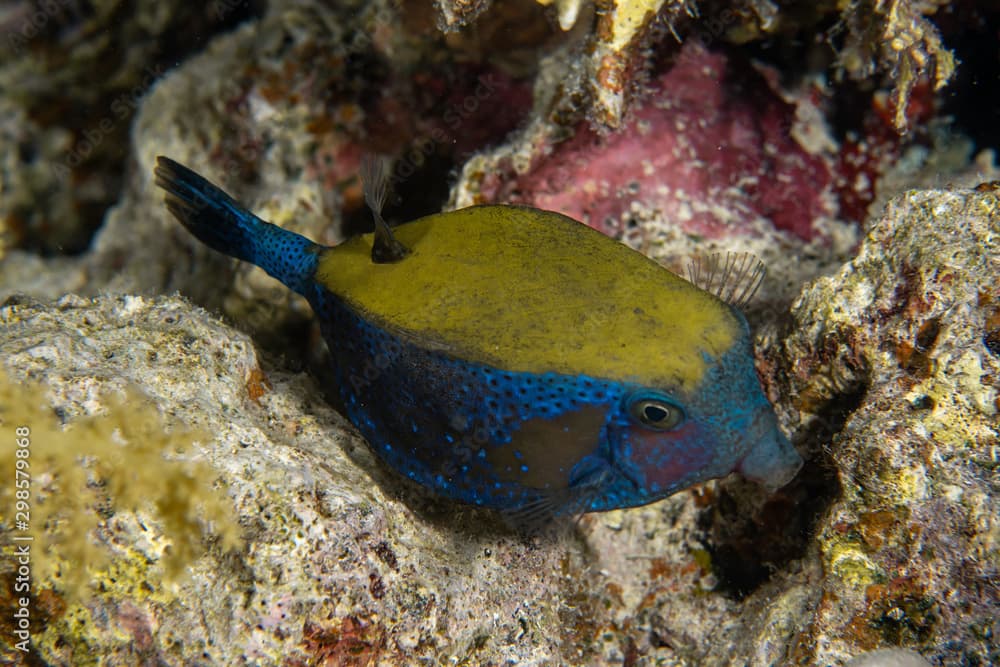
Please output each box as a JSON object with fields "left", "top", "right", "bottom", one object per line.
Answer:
{"left": 626, "top": 423, "right": 713, "bottom": 490}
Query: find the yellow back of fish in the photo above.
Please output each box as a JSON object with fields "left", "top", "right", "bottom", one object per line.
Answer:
{"left": 315, "top": 205, "right": 740, "bottom": 391}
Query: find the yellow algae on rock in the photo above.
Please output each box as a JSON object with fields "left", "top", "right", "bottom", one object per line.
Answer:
{"left": 0, "top": 367, "right": 241, "bottom": 601}
{"left": 827, "top": 540, "right": 882, "bottom": 589}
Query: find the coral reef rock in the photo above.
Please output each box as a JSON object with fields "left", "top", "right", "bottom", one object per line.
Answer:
{"left": 779, "top": 186, "right": 999, "bottom": 665}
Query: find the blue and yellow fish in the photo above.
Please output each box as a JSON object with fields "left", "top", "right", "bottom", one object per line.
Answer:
{"left": 154, "top": 156, "right": 802, "bottom": 519}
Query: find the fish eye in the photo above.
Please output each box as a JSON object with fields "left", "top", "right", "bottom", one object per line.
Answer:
{"left": 628, "top": 396, "right": 684, "bottom": 431}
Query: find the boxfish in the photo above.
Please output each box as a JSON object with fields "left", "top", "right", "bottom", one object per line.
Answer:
{"left": 154, "top": 156, "right": 802, "bottom": 520}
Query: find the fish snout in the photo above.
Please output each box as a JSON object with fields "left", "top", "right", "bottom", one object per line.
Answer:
{"left": 737, "top": 408, "right": 803, "bottom": 491}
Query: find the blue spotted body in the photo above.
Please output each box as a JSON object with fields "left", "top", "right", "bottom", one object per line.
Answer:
{"left": 155, "top": 156, "right": 803, "bottom": 518}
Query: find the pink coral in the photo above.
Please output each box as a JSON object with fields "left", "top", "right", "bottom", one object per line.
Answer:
{"left": 482, "top": 43, "right": 838, "bottom": 242}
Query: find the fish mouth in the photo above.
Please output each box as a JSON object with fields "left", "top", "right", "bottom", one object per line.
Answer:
{"left": 738, "top": 409, "right": 803, "bottom": 491}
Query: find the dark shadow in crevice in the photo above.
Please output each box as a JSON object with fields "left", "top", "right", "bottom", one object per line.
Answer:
{"left": 340, "top": 151, "right": 455, "bottom": 239}
{"left": 935, "top": 2, "right": 1000, "bottom": 155}
{"left": 699, "top": 375, "right": 869, "bottom": 599}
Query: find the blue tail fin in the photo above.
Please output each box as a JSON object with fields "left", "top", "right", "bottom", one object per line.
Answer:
{"left": 154, "top": 156, "right": 320, "bottom": 296}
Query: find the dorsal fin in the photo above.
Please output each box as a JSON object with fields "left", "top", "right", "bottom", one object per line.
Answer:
{"left": 686, "top": 252, "right": 766, "bottom": 309}
{"left": 360, "top": 154, "right": 410, "bottom": 264}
